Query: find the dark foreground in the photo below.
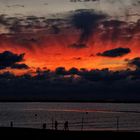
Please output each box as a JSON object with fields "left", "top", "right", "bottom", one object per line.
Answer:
{"left": 0, "top": 128, "right": 140, "bottom": 140}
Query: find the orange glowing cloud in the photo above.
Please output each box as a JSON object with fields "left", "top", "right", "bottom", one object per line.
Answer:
{"left": 0, "top": 10, "right": 140, "bottom": 75}
{"left": 0, "top": 32, "right": 139, "bottom": 73}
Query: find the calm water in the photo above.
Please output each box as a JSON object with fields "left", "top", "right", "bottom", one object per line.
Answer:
{"left": 0, "top": 102, "right": 140, "bottom": 131}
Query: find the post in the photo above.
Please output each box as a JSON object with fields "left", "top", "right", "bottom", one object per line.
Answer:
{"left": 116, "top": 116, "right": 119, "bottom": 131}
{"left": 10, "top": 121, "right": 13, "bottom": 128}
{"left": 42, "top": 123, "right": 46, "bottom": 129}
{"left": 52, "top": 118, "right": 54, "bottom": 130}
{"left": 81, "top": 117, "right": 84, "bottom": 131}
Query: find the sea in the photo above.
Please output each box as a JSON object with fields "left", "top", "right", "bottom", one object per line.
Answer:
{"left": 0, "top": 102, "right": 140, "bottom": 131}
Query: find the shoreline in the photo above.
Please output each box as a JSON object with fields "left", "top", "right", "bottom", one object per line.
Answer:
{"left": 0, "top": 127, "right": 140, "bottom": 139}
{"left": 0, "top": 100, "right": 140, "bottom": 103}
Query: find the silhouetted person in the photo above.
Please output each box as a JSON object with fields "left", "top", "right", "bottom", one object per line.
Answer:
{"left": 10, "top": 121, "right": 13, "bottom": 128}
{"left": 55, "top": 121, "right": 58, "bottom": 130}
{"left": 64, "top": 121, "right": 69, "bottom": 131}
{"left": 42, "top": 123, "right": 46, "bottom": 129}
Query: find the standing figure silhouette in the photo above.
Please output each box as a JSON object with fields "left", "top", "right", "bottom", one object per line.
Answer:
{"left": 55, "top": 120, "right": 58, "bottom": 130}
{"left": 64, "top": 121, "right": 69, "bottom": 131}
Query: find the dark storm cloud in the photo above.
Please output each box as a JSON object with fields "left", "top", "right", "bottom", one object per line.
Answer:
{"left": 0, "top": 15, "right": 47, "bottom": 34}
{"left": 100, "top": 19, "right": 140, "bottom": 42}
{"left": 0, "top": 71, "right": 15, "bottom": 79}
{"left": 102, "top": 20, "right": 126, "bottom": 27}
{"left": 0, "top": 12, "right": 140, "bottom": 49}
{"left": 0, "top": 11, "right": 140, "bottom": 55}
{"left": 55, "top": 67, "right": 67, "bottom": 75}
{"left": 127, "top": 57, "right": 140, "bottom": 68}
{"left": 100, "top": 20, "right": 128, "bottom": 41}
{"left": 11, "top": 63, "right": 29, "bottom": 69}
{"left": 70, "top": 9, "right": 107, "bottom": 43}
{"left": 51, "top": 25, "right": 60, "bottom": 34}
{"left": 0, "top": 15, "right": 66, "bottom": 47}
{"left": 0, "top": 14, "right": 9, "bottom": 26}
{"left": 25, "top": 16, "right": 44, "bottom": 27}
{"left": 0, "top": 15, "right": 25, "bottom": 34}
{"left": 97, "top": 47, "right": 131, "bottom": 57}
{"left": 0, "top": 15, "right": 23, "bottom": 28}
{"left": 0, "top": 51, "right": 25, "bottom": 69}
{"left": 79, "top": 68, "right": 133, "bottom": 82}
{"left": 68, "top": 67, "right": 79, "bottom": 75}
{"left": 1, "top": 68, "right": 140, "bottom": 101}
{"left": 9, "top": 20, "right": 22, "bottom": 33}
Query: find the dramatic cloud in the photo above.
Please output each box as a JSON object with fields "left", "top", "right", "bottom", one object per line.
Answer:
{"left": 0, "top": 1, "right": 140, "bottom": 102}
{"left": 101, "top": 20, "right": 128, "bottom": 41}
{"left": 51, "top": 25, "right": 60, "bottom": 34}
{"left": 70, "top": 9, "right": 107, "bottom": 43}
{"left": 0, "top": 68, "right": 140, "bottom": 101}
{"left": 102, "top": 20, "right": 127, "bottom": 27}
{"left": 0, "top": 14, "right": 9, "bottom": 26}
{"left": 79, "top": 68, "right": 132, "bottom": 82}
{"left": 11, "top": 63, "right": 29, "bottom": 69}
{"left": 55, "top": 67, "right": 67, "bottom": 75}
{"left": 9, "top": 20, "right": 22, "bottom": 33}
{"left": 0, "top": 10, "right": 140, "bottom": 72}
{"left": 68, "top": 67, "right": 79, "bottom": 75}
{"left": 128, "top": 57, "right": 140, "bottom": 69}
{"left": 97, "top": 47, "right": 131, "bottom": 57}
{"left": 0, "top": 51, "right": 25, "bottom": 69}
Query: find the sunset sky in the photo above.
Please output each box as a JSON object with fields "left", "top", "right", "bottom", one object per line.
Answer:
{"left": 0, "top": 0, "right": 140, "bottom": 75}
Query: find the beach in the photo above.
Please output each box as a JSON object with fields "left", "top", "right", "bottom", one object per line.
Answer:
{"left": 0, "top": 127, "right": 139, "bottom": 139}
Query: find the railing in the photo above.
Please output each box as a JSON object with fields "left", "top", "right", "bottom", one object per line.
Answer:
{"left": 1, "top": 116, "right": 140, "bottom": 132}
